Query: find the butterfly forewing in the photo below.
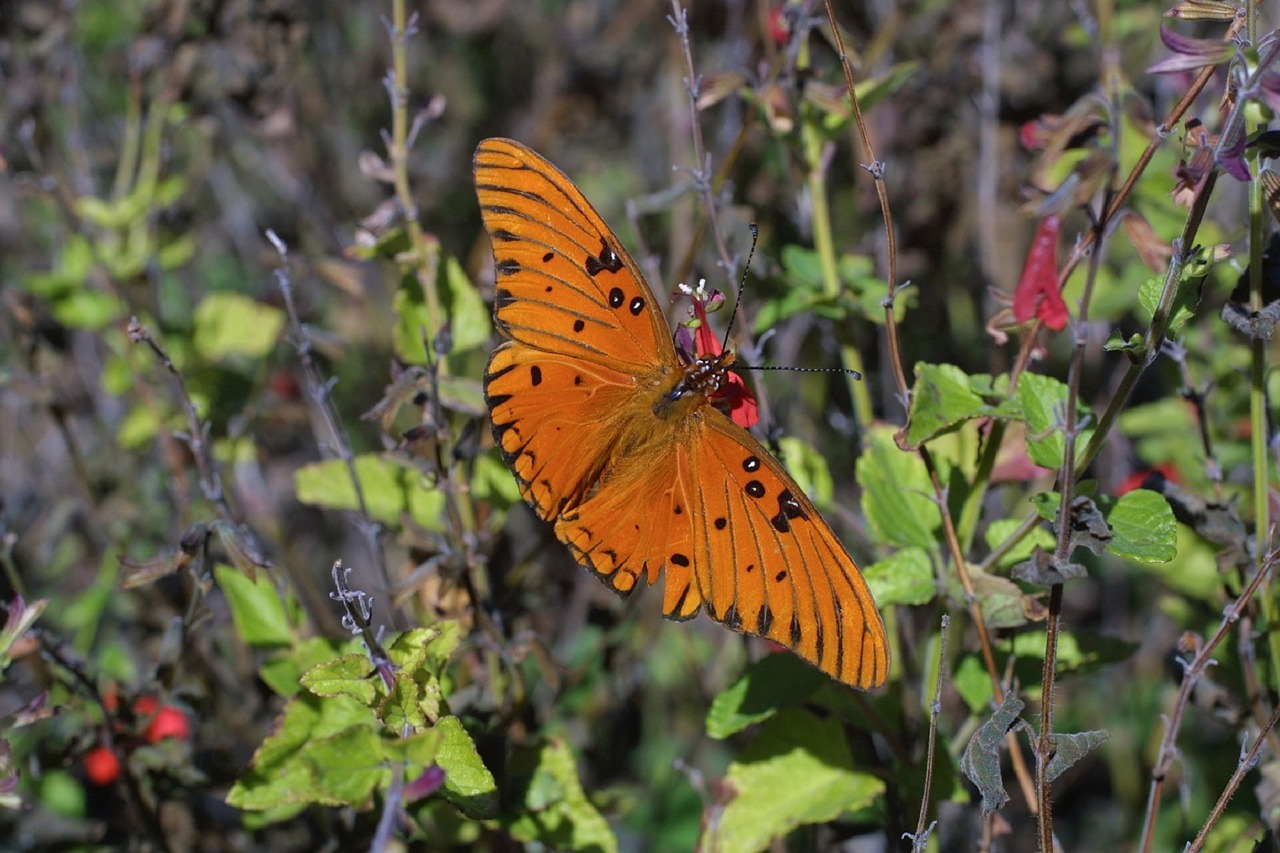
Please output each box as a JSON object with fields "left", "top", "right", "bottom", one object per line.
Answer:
{"left": 474, "top": 138, "right": 676, "bottom": 373}
{"left": 485, "top": 343, "right": 638, "bottom": 519}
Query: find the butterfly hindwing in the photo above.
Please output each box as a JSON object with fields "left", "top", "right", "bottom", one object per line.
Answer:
{"left": 484, "top": 341, "right": 637, "bottom": 520}
{"left": 554, "top": 444, "right": 703, "bottom": 620}
{"left": 474, "top": 138, "right": 676, "bottom": 374}
{"left": 688, "top": 417, "right": 889, "bottom": 689}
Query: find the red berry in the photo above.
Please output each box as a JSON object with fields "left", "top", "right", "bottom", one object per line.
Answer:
{"left": 144, "top": 706, "right": 191, "bottom": 743}
{"left": 84, "top": 747, "right": 121, "bottom": 785}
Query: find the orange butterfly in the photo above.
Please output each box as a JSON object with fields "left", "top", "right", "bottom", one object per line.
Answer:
{"left": 474, "top": 138, "right": 888, "bottom": 689}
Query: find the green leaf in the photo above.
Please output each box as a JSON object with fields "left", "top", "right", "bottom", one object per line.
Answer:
{"left": 260, "top": 636, "right": 351, "bottom": 698}
{"left": 294, "top": 453, "right": 446, "bottom": 529}
{"left": 383, "top": 727, "right": 443, "bottom": 766}
{"left": 227, "top": 692, "right": 372, "bottom": 812}
{"left": 434, "top": 716, "right": 499, "bottom": 820}
{"left": 52, "top": 289, "right": 122, "bottom": 330}
{"left": 306, "top": 725, "right": 387, "bottom": 806}
{"left": 953, "top": 567, "right": 1029, "bottom": 629}
{"left": 1100, "top": 489, "right": 1177, "bottom": 562}
{"left": 952, "top": 655, "right": 994, "bottom": 714}
{"left": 473, "top": 452, "right": 523, "bottom": 507}
{"left": 25, "top": 235, "right": 94, "bottom": 300}
{"left": 959, "top": 692, "right": 1025, "bottom": 815}
{"left": 1016, "top": 373, "right": 1093, "bottom": 469}
{"left": 1103, "top": 331, "right": 1146, "bottom": 355}
{"left": 863, "top": 547, "right": 935, "bottom": 606}
{"left": 440, "top": 256, "right": 491, "bottom": 354}
{"left": 192, "top": 292, "right": 285, "bottom": 361}
{"left": 503, "top": 739, "right": 617, "bottom": 853}
{"left": 706, "top": 654, "right": 826, "bottom": 739}
{"left": 215, "top": 563, "right": 292, "bottom": 649}
{"left": 775, "top": 436, "right": 833, "bottom": 508}
{"left": 984, "top": 518, "right": 1057, "bottom": 571}
{"left": 380, "top": 676, "right": 427, "bottom": 733}
{"left": 857, "top": 425, "right": 938, "bottom": 549}
{"left": 301, "top": 654, "right": 378, "bottom": 704}
{"left": 902, "top": 362, "right": 995, "bottom": 448}
{"left": 711, "top": 707, "right": 884, "bottom": 852}
{"left": 1137, "top": 269, "right": 1202, "bottom": 337}
{"left": 393, "top": 256, "right": 491, "bottom": 362}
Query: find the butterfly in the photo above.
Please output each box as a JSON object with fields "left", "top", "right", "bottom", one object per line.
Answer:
{"left": 474, "top": 138, "right": 888, "bottom": 689}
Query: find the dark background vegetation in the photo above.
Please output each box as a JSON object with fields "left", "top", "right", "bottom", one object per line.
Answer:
{"left": 1, "top": 0, "right": 1274, "bottom": 850}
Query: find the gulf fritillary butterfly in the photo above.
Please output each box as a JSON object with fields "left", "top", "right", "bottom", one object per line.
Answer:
{"left": 475, "top": 138, "right": 888, "bottom": 688}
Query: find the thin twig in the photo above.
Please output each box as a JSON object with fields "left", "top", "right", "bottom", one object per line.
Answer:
{"left": 1137, "top": 548, "right": 1280, "bottom": 853}
{"left": 126, "top": 318, "right": 233, "bottom": 520}
{"left": 1186, "top": 698, "right": 1280, "bottom": 852}
{"left": 266, "top": 231, "right": 391, "bottom": 600}
{"left": 908, "top": 614, "right": 949, "bottom": 852}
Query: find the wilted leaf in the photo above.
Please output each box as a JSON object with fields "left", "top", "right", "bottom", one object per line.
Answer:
{"left": 960, "top": 692, "right": 1026, "bottom": 815}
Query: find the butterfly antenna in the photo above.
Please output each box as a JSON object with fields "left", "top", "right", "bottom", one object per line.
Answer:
{"left": 743, "top": 364, "right": 863, "bottom": 380}
{"left": 720, "top": 222, "right": 758, "bottom": 351}
{"left": 725, "top": 224, "right": 862, "bottom": 381}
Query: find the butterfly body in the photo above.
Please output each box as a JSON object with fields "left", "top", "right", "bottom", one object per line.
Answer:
{"left": 476, "top": 138, "right": 888, "bottom": 688}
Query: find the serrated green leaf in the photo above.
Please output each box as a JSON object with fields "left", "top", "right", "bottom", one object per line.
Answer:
{"left": 260, "top": 636, "right": 353, "bottom": 698}
{"left": 863, "top": 546, "right": 936, "bottom": 606}
{"left": 215, "top": 563, "right": 291, "bottom": 649}
{"left": 1101, "top": 488, "right": 1177, "bottom": 562}
{"left": 387, "top": 627, "right": 442, "bottom": 675}
{"left": 226, "top": 692, "right": 372, "bottom": 811}
{"left": 1016, "top": 374, "right": 1093, "bottom": 469}
{"left": 294, "top": 453, "right": 446, "bottom": 529}
{"left": 306, "top": 725, "right": 386, "bottom": 806}
{"left": 301, "top": 654, "right": 378, "bottom": 704}
{"left": 380, "top": 676, "right": 426, "bottom": 733}
{"left": 709, "top": 707, "right": 884, "bottom": 853}
{"left": 1137, "top": 269, "right": 1201, "bottom": 336}
{"left": 902, "top": 362, "right": 995, "bottom": 448}
{"left": 193, "top": 292, "right": 284, "bottom": 361}
{"left": 705, "top": 654, "right": 826, "bottom": 739}
{"left": 434, "top": 716, "right": 499, "bottom": 819}
{"left": 857, "top": 425, "right": 938, "bottom": 549}
{"left": 503, "top": 739, "right": 616, "bottom": 852}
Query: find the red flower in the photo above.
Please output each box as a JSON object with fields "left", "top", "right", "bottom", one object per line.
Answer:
{"left": 767, "top": 6, "right": 792, "bottom": 46}
{"left": 678, "top": 281, "right": 759, "bottom": 429}
{"left": 1116, "top": 463, "right": 1181, "bottom": 496}
{"left": 1013, "top": 215, "right": 1068, "bottom": 331}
